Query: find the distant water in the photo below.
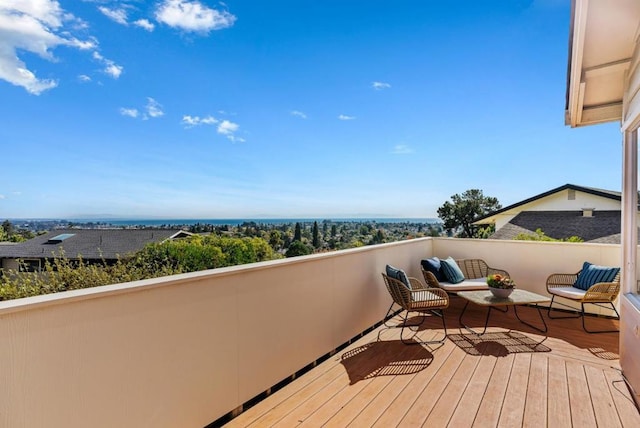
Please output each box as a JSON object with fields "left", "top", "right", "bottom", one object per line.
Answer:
{"left": 79, "top": 218, "right": 441, "bottom": 227}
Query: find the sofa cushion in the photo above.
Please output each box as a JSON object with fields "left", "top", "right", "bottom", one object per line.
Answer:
{"left": 548, "top": 286, "right": 587, "bottom": 300}
{"left": 438, "top": 277, "right": 488, "bottom": 292}
{"left": 421, "top": 257, "right": 446, "bottom": 282}
{"left": 386, "top": 264, "right": 411, "bottom": 289}
{"left": 440, "top": 257, "right": 465, "bottom": 284}
{"left": 573, "top": 262, "right": 620, "bottom": 291}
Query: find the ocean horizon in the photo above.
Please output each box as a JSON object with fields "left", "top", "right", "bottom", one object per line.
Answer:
{"left": 72, "top": 217, "right": 442, "bottom": 227}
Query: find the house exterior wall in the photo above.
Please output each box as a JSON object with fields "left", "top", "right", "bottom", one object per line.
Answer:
{"left": 620, "top": 19, "right": 640, "bottom": 408}
{"left": 493, "top": 189, "right": 624, "bottom": 230}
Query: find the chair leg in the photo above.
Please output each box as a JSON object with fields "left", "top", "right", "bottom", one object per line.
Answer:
{"left": 581, "top": 302, "right": 620, "bottom": 334}
{"left": 400, "top": 309, "right": 447, "bottom": 346}
{"left": 547, "top": 295, "right": 581, "bottom": 319}
{"left": 383, "top": 301, "right": 400, "bottom": 327}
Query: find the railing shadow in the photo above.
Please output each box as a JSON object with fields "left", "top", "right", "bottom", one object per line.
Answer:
{"left": 447, "top": 331, "right": 551, "bottom": 356}
{"left": 340, "top": 340, "right": 434, "bottom": 385}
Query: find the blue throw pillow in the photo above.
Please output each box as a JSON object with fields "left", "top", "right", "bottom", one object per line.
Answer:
{"left": 573, "top": 261, "right": 620, "bottom": 291}
{"left": 421, "top": 257, "right": 446, "bottom": 282}
{"left": 386, "top": 265, "right": 411, "bottom": 289}
{"left": 440, "top": 257, "right": 465, "bottom": 284}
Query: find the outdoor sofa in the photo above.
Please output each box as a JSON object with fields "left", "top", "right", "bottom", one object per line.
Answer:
{"left": 421, "top": 257, "right": 510, "bottom": 294}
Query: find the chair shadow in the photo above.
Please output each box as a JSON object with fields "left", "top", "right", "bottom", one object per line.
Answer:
{"left": 340, "top": 340, "right": 434, "bottom": 385}
{"left": 447, "top": 331, "right": 551, "bottom": 357}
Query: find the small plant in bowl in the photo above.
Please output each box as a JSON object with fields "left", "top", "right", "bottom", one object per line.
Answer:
{"left": 486, "top": 273, "right": 516, "bottom": 298}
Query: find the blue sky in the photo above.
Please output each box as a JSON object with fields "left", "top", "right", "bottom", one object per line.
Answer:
{"left": 0, "top": 0, "right": 623, "bottom": 219}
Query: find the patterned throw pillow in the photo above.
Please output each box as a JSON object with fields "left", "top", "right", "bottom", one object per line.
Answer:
{"left": 386, "top": 265, "right": 411, "bottom": 289}
{"left": 573, "top": 261, "right": 620, "bottom": 291}
{"left": 440, "top": 257, "right": 465, "bottom": 284}
{"left": 421, "top": 257, "right": 446, "bottom": 282}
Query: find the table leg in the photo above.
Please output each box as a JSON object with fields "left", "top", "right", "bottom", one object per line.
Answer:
{"left": 513, "top": 304, "right": 548, "bottom": 333}
{"left": 459, "top": 301, "right": 492, "bottom": 335}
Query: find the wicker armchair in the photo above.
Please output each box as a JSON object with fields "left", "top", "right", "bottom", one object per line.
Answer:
{"left": 381, "top": 273, "right": 449, "bottom": 345}
{"left": 546, "top": 270, "right": 620, "bottom": 333}
{"left": 421, "top": 258, "right": 510, "bottom": 294}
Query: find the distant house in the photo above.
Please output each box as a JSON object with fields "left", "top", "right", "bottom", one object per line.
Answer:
{"left": 474, "top": 183, "right": 639, "bottom": 243}
{"left": 0, "top": 229, "right": 192, "bottom": 272}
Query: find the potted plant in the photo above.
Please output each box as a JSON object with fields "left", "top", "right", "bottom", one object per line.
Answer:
{"left": 486, "top": 273, "right": 516, "bottom": 298}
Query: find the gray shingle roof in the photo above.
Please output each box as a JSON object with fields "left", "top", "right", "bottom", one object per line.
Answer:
{"left": 489, "top": 210, "right": 628, "bottom": 243}
{"left": 0, "top": 229, "right": 189, "bottom": 260}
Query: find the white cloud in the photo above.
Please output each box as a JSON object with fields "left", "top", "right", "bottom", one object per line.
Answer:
{"left": 78, "top": 74, "right": 91, "bottom": 82}
{"left": 338, "top": 114, "right": 356, "bottom": 120}
{"left": 216, "top": 119, "right": 245, "bottom": 142}
{"left": 226, "top": 135, "right": 245, "bottom": 143}
{"left": 120, "top": 97, "right": 164, "bottom": 120}
{"left": 217, "top": 120, "right": 238, "bottom": 135}
{"left": 182, "top": 114, "right": 218, "bottom": 127}
{"left": 372, "top": 81, "right": 391, "bottom": 90}
{"left": 392, "top": 144, "right": 413, "bottom": 154}
{"left": 0, "top": 0, "right": 95, "bottom": 94}
{"left": 92, "top": 51, "right": 123, "bottom": 79}
{"left": 120, "top": 108, "right": 139, "bottom": 118}
{"left": 0, "top": 194, "right": 5, "bottom": 199}
{"left": 291, "top": 110, "right": 307, "bottom": 119}
{"left": 145, "top": 97, "right": 164, "bottom": 118}
{"left": 98, "top": 6, "right": 128, "bottom": 25}
{"left": 134, "top": 19, "right": 155, "bottom": 31}
{"left": 155, "top": 0, "right": 236, "bottom": 33}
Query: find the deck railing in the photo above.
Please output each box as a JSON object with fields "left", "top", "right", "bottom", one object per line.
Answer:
{"left": 0, "top": 238, "right": 626, "bottom": 427}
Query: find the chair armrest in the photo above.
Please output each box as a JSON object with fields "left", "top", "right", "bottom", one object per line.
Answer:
{"left": 408, "top": 276, "right": 427, "bottom": 291}
{"left": 584, "top": 281, "right": 620, "bottom": 302}
{"left": 546, "top": 272, "right": 579, "bottom": 290}
{"left": 421, "top": 268, "right": 441, "bottom": 288}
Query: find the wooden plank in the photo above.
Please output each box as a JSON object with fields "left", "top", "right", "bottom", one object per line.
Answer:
{"left": 446, "top": 355, "right": 497, "bottom": 426}
{"left": 584, "top": 365, "right": 622, "bottom": 428}
{"left": 497, "top": 353, "right": 531, "bottom": 427}
{"left": 270, "top": 374, "right": 348, "bottom": 427}
{"left": 603, "top": 369, "right": 640, "bottom": 427}
{"left": 474, "top": 354, "right": 515, "bottom": 426}
{"left": 372, "top": 345, "right": 467, "bottom": 427}
{"left": 394, "top": 349, "right": 470, "bottom": 426}
{"left": 546, "top": 356, "right": 571, "bottom": 428}
{"left": 565, "top": 360, "right": 597, "bottom": 428}
{"left": 300, "top": 330, "right": 439, "bottom": 427}
{"left": 522, "top": 353, "right": 548, "bottom": 427}
{"left": 421, "top": 353, "right": 484, "bottom": 426}
{"left": 347, "top": 338, "right": 458, "bottom": 427}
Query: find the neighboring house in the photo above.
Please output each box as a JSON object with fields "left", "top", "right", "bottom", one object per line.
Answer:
{"left": 474, "top": 183, "right": 638, "bottom": 243}
{"left": 0, "top": 229, "right": 192, "bottom": 272}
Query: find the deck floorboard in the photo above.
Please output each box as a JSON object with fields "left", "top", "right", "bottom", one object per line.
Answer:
{"left": 224, "top": 298, "right": 639, "bottom": 428}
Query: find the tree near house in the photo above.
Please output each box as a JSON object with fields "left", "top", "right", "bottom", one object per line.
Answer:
{"left": 437, "top": 189, "right": 501, "bottom": 238}
{"left": 293, "top": 222, "right": 302, "bottom": 242}
{"left": 312, "top": 221, "right": 320, "bottom": 249}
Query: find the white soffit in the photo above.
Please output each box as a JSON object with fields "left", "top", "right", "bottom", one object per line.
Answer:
{"left": 565, "top": 0, "right": 640, "bottom": 127}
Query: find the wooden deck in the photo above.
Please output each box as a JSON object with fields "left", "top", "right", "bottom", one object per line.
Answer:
{"left": 224, "top": 297, "right": 639, "bottom": 427}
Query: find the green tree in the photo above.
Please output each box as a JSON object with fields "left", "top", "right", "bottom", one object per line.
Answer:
{"left": 437, "top": 189, "right": 501, "bottom": 238}
{"left": 285, "top": 240, "right": 312, "bottom": 257}
{"left": 268, "top": 230, "right": 284, "bottom": 251}
{"left": 514, "top": 228, "right": 583, "bottom": 242}
{"left": 312, "top": 221, "right": 320, "bottom": 249}
{"left": 2, "top": 220, "right": 13, "bottom": 237}
{"left": 294, "top": 222, "right": 302, "bottom": 241}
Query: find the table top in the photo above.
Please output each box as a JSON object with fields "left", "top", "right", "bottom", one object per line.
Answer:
{"left": 457, "top": 289, "right": 551, "bottom": 306}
